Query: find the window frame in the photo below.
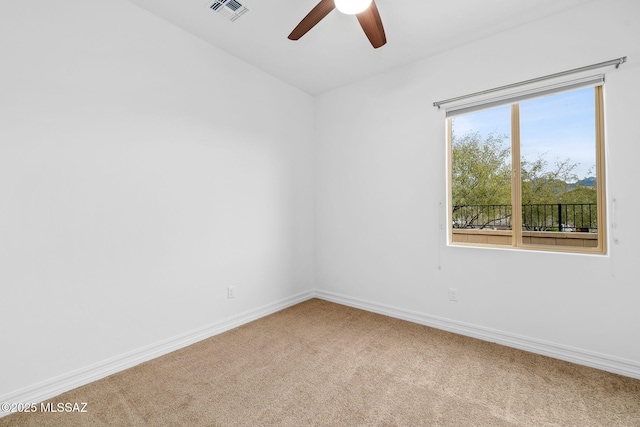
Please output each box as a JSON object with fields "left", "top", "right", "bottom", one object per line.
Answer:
{"left": 446, "top": 85, "right": 607, "bottom": 254}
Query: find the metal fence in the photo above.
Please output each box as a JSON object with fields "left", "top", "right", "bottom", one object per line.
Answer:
{"left": 452, "top": 203, "right": 598, "bottom": 232}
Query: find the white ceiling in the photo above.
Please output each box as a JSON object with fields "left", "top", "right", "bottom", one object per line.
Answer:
{"left": 129, "top": 0, "right": 593, "bottom": 95}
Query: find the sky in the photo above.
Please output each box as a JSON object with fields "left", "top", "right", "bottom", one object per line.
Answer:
{"left": 451, "top": 87, "right": 597, "bottom": 180}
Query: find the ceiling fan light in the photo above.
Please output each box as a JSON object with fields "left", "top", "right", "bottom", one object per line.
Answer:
{"left": 334, "top": 0, "right": 372, "bottom": 15}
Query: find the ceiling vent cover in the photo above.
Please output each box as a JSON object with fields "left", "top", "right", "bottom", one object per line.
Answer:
{"left": 207, "top": 0, "right": 249, "bottom": 22}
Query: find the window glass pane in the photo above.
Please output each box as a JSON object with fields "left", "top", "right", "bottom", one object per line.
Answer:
{"left": 450, "top": 105, "right": 512, "bottom": 246}
{"left": 519, "top": 87, "right": 599, "bottom": 248}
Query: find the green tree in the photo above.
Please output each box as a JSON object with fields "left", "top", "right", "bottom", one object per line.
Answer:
{"left": 451, "top": 130, "right": 511, "bottom": 207}
{"left": 559, "top": 186, "right": 597, "bottom": 204}
{"left": 452, "top": 130, "right": 588, "bottom": 230}
{"left": 451, "top": 130, "right": 511, "bottom": 228}
{"left": 520, "top": 155, "right": 578, "bottom": 205}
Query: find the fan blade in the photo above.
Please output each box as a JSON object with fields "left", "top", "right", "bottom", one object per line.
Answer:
{"left": 288, "top": 0, "right": 336, "bottom": 40}
{"left": 356, "top": 0, "right": 386, "bottom": 48}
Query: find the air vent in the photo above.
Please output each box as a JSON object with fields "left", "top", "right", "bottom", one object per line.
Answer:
{"left": 207, "top": 0, "right": 249, "bottom": 22}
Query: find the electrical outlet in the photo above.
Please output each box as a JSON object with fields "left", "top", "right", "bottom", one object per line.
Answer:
{"left": 227, "top": 286, "right": 235, "bottom": 299}
{"left": 448, "top": 288, "right": 458, "bottom": 302}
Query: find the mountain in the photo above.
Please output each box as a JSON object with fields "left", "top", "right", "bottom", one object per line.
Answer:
{"left": 567, "top": 176, "right": 596, "bottom": 190}
{"left": 575, "top": 176, "right": 596, "bottom": 187}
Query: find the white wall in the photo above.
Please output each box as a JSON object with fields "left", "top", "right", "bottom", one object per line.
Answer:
{"left": 0, "top": 0, "right": 315, "bottom": 396}
{"left": 316, "top": 0, "right": 640, "bottom": 368}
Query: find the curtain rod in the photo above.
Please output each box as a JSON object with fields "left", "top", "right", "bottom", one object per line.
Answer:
{"left": 433, "top": 56, "right": 627, "bottom": 109}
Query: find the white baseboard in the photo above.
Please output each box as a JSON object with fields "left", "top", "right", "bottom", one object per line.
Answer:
{"left": 0, "top": 290, "right": 314, "bottom": 418}
{"left": 3, "top": 287, "right": 638, "bottom": 419}
{"left": 313, "top": 290, "right": 640, "bottom": 380}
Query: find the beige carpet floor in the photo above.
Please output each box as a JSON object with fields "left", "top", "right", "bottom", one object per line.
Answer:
{"left": 2, "top": 298, "right": 639, "bottom": 426}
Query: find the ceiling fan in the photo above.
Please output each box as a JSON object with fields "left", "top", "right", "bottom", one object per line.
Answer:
{"left": 288, "top": 0, "right": 386, "bottom": 49}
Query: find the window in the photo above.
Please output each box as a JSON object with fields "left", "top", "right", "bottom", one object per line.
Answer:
{"left": 447, "top": 84, "right": 606, "bottom": 253}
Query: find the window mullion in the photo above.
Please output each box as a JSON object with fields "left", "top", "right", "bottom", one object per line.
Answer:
{"left": 511, "top": 104, "right": 522, "bottom": 247}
